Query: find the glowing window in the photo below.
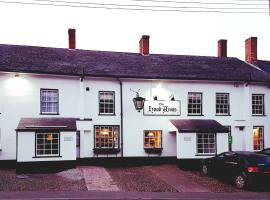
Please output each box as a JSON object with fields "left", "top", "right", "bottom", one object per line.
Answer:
{"left": 94, "top": 125, "right": 119, "bottom": 149}
{"left": 36, "top": 133, "right": 59, "bottom": 156}
{"left": 144, "top": 130, "right": 162, "bottom": 148}
{"left": 253, "top": 126, "right": 264, "bottom": 151}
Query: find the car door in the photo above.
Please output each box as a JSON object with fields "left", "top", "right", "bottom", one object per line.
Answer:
{"left": 223, "top": 153, "right": 240, "bottom": 177}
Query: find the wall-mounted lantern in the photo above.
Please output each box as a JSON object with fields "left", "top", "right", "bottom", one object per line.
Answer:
{"left": 131, "top": 89, "right": 145, "bottom": 112}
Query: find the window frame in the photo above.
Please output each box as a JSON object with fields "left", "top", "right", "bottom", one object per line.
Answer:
{"left": 196, "top": 133, "right": 216, "bottom": 156}
{"left": 252, "top": 94, "right": 265, "bottom": 116}
{"left": 34, "top": 132, "right": 61, "bottom": 158}
{"left": 216, "top": 93, "right": 230, "bottom": 116}
{"left": 253, "top": 126, "right": 264, "bottom": 151}
{"left": 40, "top": 88, "right": 59, "bottom": 115}
{"left": 187, "top": 92, "right": 203, "bottom": 116}
{"left": 93, "top": 125, "right": 120, "bottom": 154}
{"left": 98, "top": 91, "right": 115, "bottom": 115}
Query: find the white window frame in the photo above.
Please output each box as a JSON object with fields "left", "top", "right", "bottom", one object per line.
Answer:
{"left": 252, "top": 94, "right": 265, "bottom": 116}
{"left": 216, "top": 93, "right": 230, "bottom": 115}
{"left": 196, "top": 133, "right": 216, "bottom": 155}
{"left": 40, "top": 89, "right": 59, "bottom": 114}
{"left": 188, "top": 92, "right": 202, "bottom": 116}
{"left": 36, "top": 132, "right": 60, "bottom": 157}
{"left": 99, "top": 91, "right": 115, "bottom": 115}
{"left": 94, "top": 125, "right": 119, "bottom": 149}
{"left": 253, "top": 126, "right": 264, "bottom": 151}
{"left": 144, "top": 130, "right": 162, "bottom": 149}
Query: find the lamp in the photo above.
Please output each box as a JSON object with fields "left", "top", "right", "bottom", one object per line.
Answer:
{"left": 131, "top": 89, "right": 145, "bottom": 112}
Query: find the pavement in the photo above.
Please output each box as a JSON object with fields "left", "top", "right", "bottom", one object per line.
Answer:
{"left": 80, "top": 166, "right": 119, "bottom": 191}
{"left": 0, "top": 191, "right": 270, "bottom": 200}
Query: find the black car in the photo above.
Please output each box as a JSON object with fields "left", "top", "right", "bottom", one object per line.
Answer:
{"left": 201, "top": 151, "right": 270, "bottom": 189}
{"left": 258, "top": 148, "right": 270, "bottom": 156}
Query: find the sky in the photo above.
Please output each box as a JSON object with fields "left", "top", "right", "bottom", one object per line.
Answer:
{"left": 0, "top": 0, "right": 270, "bottom": 61}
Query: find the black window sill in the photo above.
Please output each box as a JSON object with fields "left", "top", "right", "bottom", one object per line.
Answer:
{"left": 215, "top": 114, "right": 231, "bottom": 116}
{"left": 144, "top": 148, "right": 163, "bottom": 154}
{"left": 40, "top": 113, "right": 60, "bottom": 115}
{"left": 195, "top": 154, "right": 215, "bottom": 157}
{"left": 32, "top": 155, "right": 62, "bottom": 158}
{"left": 252, "top": 115, "right": 267, "bottom": 117}
{"left": 187, "top": 114, "right": 204, "bottom": 116}
{"left": 93, "top": 148, "right": 120, "bottom": 154}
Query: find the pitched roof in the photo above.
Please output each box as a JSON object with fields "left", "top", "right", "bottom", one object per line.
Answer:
{"left": 256, "top": 60, "right": 270, "bottom": 74}
{"left": 169, "top": 119, "right": 228, "bottom": 133}
{"left": 16, "top": 117, "right": 77, "bottom": 132}
{"left": 0, "top": 44, "right": 270, "bottom": 82}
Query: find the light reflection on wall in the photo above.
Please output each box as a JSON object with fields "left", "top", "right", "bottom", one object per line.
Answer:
{"left": 151, "top": 83, "right": 170, "bottom": 100}
{"left": 4, "top": 75, "right": 31, "bottom": 97}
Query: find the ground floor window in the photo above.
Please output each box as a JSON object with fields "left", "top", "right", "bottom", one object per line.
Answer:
{"left": 197, "top": 133, "right": 216, "bottom": 155}
{"left": 36, "top": 132, "right": 60, "bottom": 156}
{"left": 253, "top": 126, "right": 264, "bottom": 151}
{"left": 94, "top": 125, "right": 119, "bottom": 151}
{"left": 144, "top": 130, "right": 162, "bottom": 148}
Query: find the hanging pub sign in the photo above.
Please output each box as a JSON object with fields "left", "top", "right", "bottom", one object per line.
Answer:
{"left": 143, "top": 100, "right": 181, "bottom": 116}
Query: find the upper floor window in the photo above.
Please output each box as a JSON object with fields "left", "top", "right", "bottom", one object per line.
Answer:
{"left": 197, "top": 133, "right": 216, "bottom": 155}
{"left": 40, "top": 89, "right": 59, "bottom": 114}
{"left": 188, "top": 92, "right": 202, "bottom": 116}
{"left": 252, "top": 94, "right": 265, "bottom": 116}
{"left": 216, "top": 93, "right": 230, "bottom": 115}
{"left": 36, "top": 132, "right": 60, "bottom": 157}
{"left": 253, "top": 126, "right": 264, "bottom": 151}
{"left": 99, "top": 91, "right": 115, "bottom": 115}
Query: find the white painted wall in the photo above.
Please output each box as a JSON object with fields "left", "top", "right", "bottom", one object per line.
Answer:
{"left": 1, "top": 71, "right": 270, "bottom": 161}
{"left": 17, "top": 131, "right": 76, "bottom": 162}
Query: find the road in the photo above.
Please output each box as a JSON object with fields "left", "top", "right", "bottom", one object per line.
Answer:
{"left": 0, "top": 191, "right": 270, "bottom": 200}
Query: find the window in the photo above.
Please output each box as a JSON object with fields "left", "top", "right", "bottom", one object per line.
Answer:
{"left": 99, "top": 91, "right": 115, "bottom": 115}
{"left": 94, "top": 125, "right": 119, "bottom": 149}
{"left": 252, "top": 94, "right": 265, "bottom": 115}
{"left": 36, "top": 133, "right": 60, "bottom": 157}
{"left": 40, "top": 89, "right": 59, "bottom": 114}
{"left": 253, "top": 126, "right": 264, "bottom": 151}
{"left": 188, "top": 92, "right": 202, "bottom": 115}
{"left": 144, "top": 130, "right": 162, "bottom": 149}
{"left": 216, "top": 93, "right": 230, "bottom": 115}
{"left": 197, "top": 133, "right": 216, "bottom": 155}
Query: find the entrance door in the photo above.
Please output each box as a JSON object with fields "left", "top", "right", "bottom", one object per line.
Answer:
{"left": 76, "top": 131, "right": 80, "bottom": 158}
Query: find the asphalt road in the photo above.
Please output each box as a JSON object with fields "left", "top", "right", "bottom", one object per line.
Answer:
{"left": 0, "top": 191, "right": 270, "bottom": 200}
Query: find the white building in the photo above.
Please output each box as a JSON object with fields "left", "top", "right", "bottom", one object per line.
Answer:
{"left": 0, "top": 30, "right": 269, "bottom": 169}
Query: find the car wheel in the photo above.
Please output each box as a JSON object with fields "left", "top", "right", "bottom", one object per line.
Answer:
{"left": 201, "top": 164, "right": 209, "bottom": 176}
{"left": 234, "top": 174, "right": 246, "bottom": 189}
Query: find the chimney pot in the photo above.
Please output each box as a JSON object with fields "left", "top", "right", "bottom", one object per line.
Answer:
{"left": 68, "top": 28, "right": 76, "bottom": 49}
{"left": 218, "top": 39, "right": 227, "bottom": 57}
{"left": 245, "top": 37, "right": 257, "bottom": 64}
{"left": 139, "top": 35, "right": 150, "bottom": 55}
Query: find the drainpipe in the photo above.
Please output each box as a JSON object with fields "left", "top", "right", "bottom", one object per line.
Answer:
{"left": 118, "top": 78, "right": 124, "bottom": 157}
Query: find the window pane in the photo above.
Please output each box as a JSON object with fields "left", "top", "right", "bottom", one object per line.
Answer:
{"left": 188, "top": 93, "right": 202, "bottom": 115}
{"left": 36, "top": 133, "right": 59, "bottom": 156}
{"left": 252, "top": 94, "right": 264, "bottom": 115}
{"left": 41, "top": 89, "right": 59, "bottom": 114}
{"left": 94, "top": 125, "right": 119, "bottom": 149}
{"left": 197, "top": 133, "right": 216, "bottom": 155}
{"left": 99, "top": 92, "right": 115, "bottom": 114}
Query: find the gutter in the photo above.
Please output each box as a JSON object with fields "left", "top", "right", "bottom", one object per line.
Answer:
{"left": 118, "top": 78, "right": 124, "bottom": 157}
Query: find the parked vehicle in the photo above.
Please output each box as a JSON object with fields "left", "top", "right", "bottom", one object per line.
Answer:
{"left": 201, "top": 151, "right": 270, "bottom": 189}
{"left": 258, "top": 148, "right": 270, "bottom": 156}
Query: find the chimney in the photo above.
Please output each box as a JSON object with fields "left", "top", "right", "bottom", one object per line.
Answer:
{"left": 68, "top": 28, "right": 76, "bottom": 49}
{"left": 218, "top": 39, "right": 227, "bottom": 57}
{"left": 139, "top": 35, "right": 150, "bottom": 55}
{"left": 245, "top": 37, "right": 257, "bottom": 64}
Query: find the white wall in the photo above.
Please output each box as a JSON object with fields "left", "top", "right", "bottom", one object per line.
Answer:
{"left": 17, "top": 131, "right": 76, "bottom": 162}
{"left": 1, "top": 71, "right": 270, "bottom": 161}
